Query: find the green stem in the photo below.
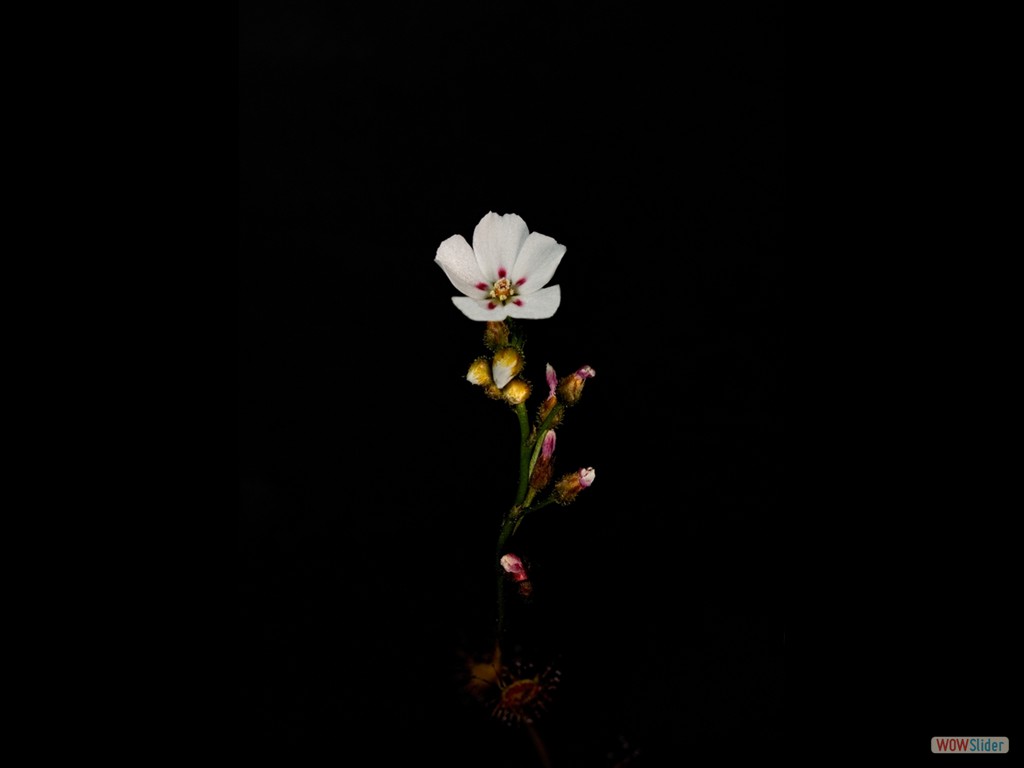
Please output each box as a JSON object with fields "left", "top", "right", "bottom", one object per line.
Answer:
{"left": 513, "top": 402, "right": 531, "bottom": 507}
{"left": 498, "top": 386, "right": 561, "bottom": 649}
{"left": 502, "top": 400, "right": 537, "bottom": 640}
{"left": 511, "top": 496, "right": 556, "bottom": 537}
{"left": 526, "top": 429, "right": 548, "bottom": 481}
{"left": 495, "top": 513, "right": 518, "bottom": 642}
{"left": 526, "top": 403, "right": 564, "bottom": 477}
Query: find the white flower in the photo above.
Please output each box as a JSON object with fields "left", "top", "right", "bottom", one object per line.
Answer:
{"left": 435, "top": 212, "right": 565, "bottom": 321}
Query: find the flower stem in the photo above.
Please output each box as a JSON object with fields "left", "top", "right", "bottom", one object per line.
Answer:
{"left": 527, "top": 723, "right": 554, "bottom": 768}
{"left": 514, "top": 402, "right": 532, "bottom": 507}
{"left": 511, "top": 496, "right": 556, "bottom": 536}
{"left": 495, "top": 513, "right": 517, "bottom": 643}
{"left": 500, "top": 399, "right": 537, "bottom": 644}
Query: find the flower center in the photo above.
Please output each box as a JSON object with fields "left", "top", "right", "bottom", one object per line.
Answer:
{"left": 500, "top": 677, "right": 543, "bottom": 710}
{"left": 488, "top": 277, "right": 516, "bottom": 304}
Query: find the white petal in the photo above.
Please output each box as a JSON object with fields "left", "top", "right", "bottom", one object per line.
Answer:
{"left": 499, "top": 553, "right": 525, "bottom": 574}
{"left": 491, "top": 358, "right": 516, "bottom": 389}
{"left": 509, "top": 232, "right": 565, "bottom": 294}
{"left": 451, "top": 295, "right": 511, "bottom": 321}
{"left": 435, "top": 234, "right": 488, "bottom": 298}
{"left": 504, "top": 285, "right": 561, "bottom": 319}
{"left": 472, "top": 212, "right": 528, "bottom": 282}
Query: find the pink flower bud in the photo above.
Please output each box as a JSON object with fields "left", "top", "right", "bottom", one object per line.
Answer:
{"left": 545, "top": 363, "right": 558, "bottom": 398}
{"left": 500, "top": 553, "right": 529, "bottom": 583}
{"left": 528, "top": 430, "right": 557, "bottom": 491}
{"left": 552, "top": 467, "right": 596, "bottom": 504}
{"left": 557, "top": 365, "right": 596, "bottom": 405}
{"left": 575, "top": 365, "right": 596, "bottom": 380}
{"left": 541, "top": 429, "right": 557, "bottom": 459}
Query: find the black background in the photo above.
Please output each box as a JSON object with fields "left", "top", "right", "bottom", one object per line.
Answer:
{"left": 237, "top": 3, "right": 1014, "bottom": 765}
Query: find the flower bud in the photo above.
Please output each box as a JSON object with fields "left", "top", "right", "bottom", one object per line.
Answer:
{"left": 483, "top": 321, "right": 510, "bottom": 350}
{"left": 500, "top": 552, "right": 533, "bottom": 600}
{"left": 492, "top": 347, "right": 524, "bottom": 389}
{"left": 536, "top": 363, "right": 562, "bottom": 426}
{"left": 528, "top": 430, "right": 557, "bottom": 491}
{"left": 537, "top": 394, "right": 559, "bottom": 426}
{"left": 545, "top": 363, "right": 558, "bottom": 398}
{"left": 556, "top": 365, "right": 596, "bottom": 406}
{"left": 540, "top": 429, "right": 556, "bottom": 460}
{"left": 500, "top": 553, "right": 529, "bottom": 583}
{"left": 467, "top": 357, "right": 493, "bottom": 387}
{"left": 552, "top": 467, "right": 596, "bottom": 505}
{"left": 501, "top": 378, "right": 531, "bottom": 405}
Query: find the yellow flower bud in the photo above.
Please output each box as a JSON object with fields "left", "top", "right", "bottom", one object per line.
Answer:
{"left": 502, "top": 378, "right": 531, "bottom": 405}
{"left": 492, "top": 347, "right": 524, "bottom": 389}
{"left": 467, "top": 357, "right": 493, "bottom": 387}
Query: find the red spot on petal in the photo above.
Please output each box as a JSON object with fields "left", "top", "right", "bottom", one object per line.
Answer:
{"left": 498, "top": 267, "right": 507, "bottom": 278}
{"left": 515, "top": 277, "right": 526, "bottom": 286}
{"left": 475, "top": 282, "right": 488, "bottom": 291}
{"left": 487, "top": 302, "right": 497, "bottom": 309}
{"left": 513, "top": 299, "right": 523, "bottom": 306}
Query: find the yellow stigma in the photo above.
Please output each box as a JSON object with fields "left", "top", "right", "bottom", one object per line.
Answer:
{"left": 488, "top": 277, "right": 517, "bottom": 304}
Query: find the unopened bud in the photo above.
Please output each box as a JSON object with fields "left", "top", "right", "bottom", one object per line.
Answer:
{"left": 492, "top": 347, "right": 524, "bottom": 389}
{"left": 528, "top": 430, "right": 557, "bottom": 491}
{"left": 500, "top": 553, "right": 529, "bottom": 583}
{"left": 537, "top": 364, "right": 562, "bottom": 425}
{"left": 540, "top": 429, "right": 556, "bottom": 460}
{"left": 552, "top": 467, "right": 596, "bottom": 505}
{"left": 502, "top": 378, "right": 531, "bottom": 405}
{"left": 545, "top": 363, "right": 558, "bottom": 398}
{"left": 501, "top": 552, "right": 533, "bottom": 600}
{"left": 483, "top": 321, "right": 510, "bottom": 349}
{"left": 537, "top": 394, "right": 560, "bottom": 426}
{"left": 557, "top": 365, "right": 596, "bottom": 406}
{"left": 467, "top": 357, "right": 493, "bottom": 387}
